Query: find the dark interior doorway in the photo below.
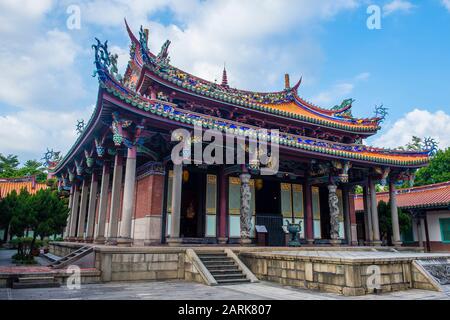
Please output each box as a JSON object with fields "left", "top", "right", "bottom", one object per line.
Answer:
{"left": 255, "top": 179, "right": 283, "bottom": 246}
{"left": 180, "top": 171, "right": 205, "bottom": 238}
{"left": 356, "top": 211, "right": 366, "bottom": 243}
{"left": 255, "top": 179, "right": 280, "bottom": 215}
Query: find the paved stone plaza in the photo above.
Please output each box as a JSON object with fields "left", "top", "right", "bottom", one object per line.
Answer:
{"left": 1, "top": 280, "right": 449, "bottom": 300}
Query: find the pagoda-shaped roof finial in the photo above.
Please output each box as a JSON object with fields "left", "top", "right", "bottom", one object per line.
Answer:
{"left": 221, "top": 63, "right": 229, "bottom": 88}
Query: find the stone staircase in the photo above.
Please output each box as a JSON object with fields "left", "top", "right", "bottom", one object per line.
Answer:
{"left": 197, "top": 251, "right": 251, "bottom": 285}
{"left": 12, "top": 275, "right": 60, "bottom": 289}
{"left": 48, "top": 246, "right": 93, "bottom": 269}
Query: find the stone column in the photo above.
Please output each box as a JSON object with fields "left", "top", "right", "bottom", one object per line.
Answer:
{"left": 217, "top": 168, "right": 228, "bottom": 244}
{"left": 348, "top": 189, "right": 359, "bottom": 246}
{"left": 389, "top": 180, "right": 402, "bottom": 246}
{"left": 107, "top": 153, "right": 123, "bottom": 244}
{"left": 117, "top": 146, "right": 137, "bottom": 247}
{"left": 69, "top": 185, "right": 80, "bottom": 240}
{"left": 85, "top": 172, "right": 98, "bottom": 242}
{"left": 167, "top": 163, "right": 182, "bottom": 246}
{"left": 369, "top": 177, "right": 382, "bottom": 245}
{"left": 362, "top": 185, "right": 373, "bottom": 244}
{"left": 417, "top": 218, "right": 424, "bottom": 248}
{"left": 328, "top": 184, "right": 341, "bottom": 246}
{"left": 77, "top": 179, "right": 89, "bottom": 241}
{"left": 342, "top": 185, "right": 352, "bottom": 245}
{"left": 64, "top": 186, "right": 74, "bottom": 239}
{"left": 239, "top": 173, "right": 252, "bottom": 246}
{"left": 304, "top": 180, "right": 314, "bottom": 244}
{"left": 95, "top": 162, "right": 110, "bottom": 244}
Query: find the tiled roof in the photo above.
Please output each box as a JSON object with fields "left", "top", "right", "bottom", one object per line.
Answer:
{"left": 0, "top": 177, "right": 48, "bottom": 199}
{"left": 354, "top": 181, "right": 450, "bottom": 211}
{"left": 125, "top": 24, "right": 381, "bottom": 133}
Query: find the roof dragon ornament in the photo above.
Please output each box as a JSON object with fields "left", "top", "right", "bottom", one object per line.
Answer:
{"left": 423, "top": 137, "right": 439, "bottom": 157}
{"left": 374, "top": 104, "right": 389, "bottom": 124}
{"left": 332, "top": 98, "right": 354, "bottom": 117}
{"left": 92, "top": 38, "right": 111, "bottom": 81}
{"left": 139, "top": 26, "right": 153, "bottom": 65}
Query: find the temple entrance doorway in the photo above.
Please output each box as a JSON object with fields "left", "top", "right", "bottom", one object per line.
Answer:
{"left": 255, "top": 179, "right": 283, "bottom": 246}
{"left": 180, "top": 171, "right": 205, "bottom": 238}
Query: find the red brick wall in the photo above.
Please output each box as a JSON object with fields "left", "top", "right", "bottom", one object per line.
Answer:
{"left": 134, "top": 175, "right": 165, "bottom": 219}
{"left": 429, "top": 241, "right": 450, "bottom": 252}
{"left": 135, "top": 176, "right": 151, "bottom": 219}
{"left": 150, "top": 175, "right": 164, "bottom": 216}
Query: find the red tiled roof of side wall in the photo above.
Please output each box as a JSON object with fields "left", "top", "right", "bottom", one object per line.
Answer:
{"left": 354, "top": 181, "right": 450, "bottom": 211}
{"left": 0, "top": 179, "right": 48, "bottom": 199}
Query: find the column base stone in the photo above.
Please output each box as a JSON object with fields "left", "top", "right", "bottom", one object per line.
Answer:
{"left": 105, "top": 238, "right": 118, "bottom": 246}
{"left": 372, "top": 241, "right": 383, "bottom": 246}
{"left": 94, "top": 236, "right": 106, "bottom": 244}
{"left": 239, "top": 238, "right": 252, "bottom": 246}
{"left": 166, "top": 237, "right": 183, "bottom": 247}
{"left": 306, "top": 239, "right": 315, "bottom": 245}
{"left": 217, "top": 237, "right": 228, "bottom": 245}
{"left": 392, "top": 241, "right": 403, "bottom": 247}
{"left": 84, "top": 237, "right": 94, "bottom": 243}
{"left": 116, "top": 237, "right": 133, "bottom": 247}
{"left": 329, "top": 239, "right": 341, "bottom": 247}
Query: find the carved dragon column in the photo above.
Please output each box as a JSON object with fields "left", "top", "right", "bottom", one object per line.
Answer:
{"left": 239, "top": 172, "right": 252, "bottom": 246}
{"left": 328, "top": 183, "right": 341, "bottom": 246}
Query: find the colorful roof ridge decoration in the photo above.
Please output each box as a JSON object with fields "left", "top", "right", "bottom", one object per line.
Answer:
{"left": 354, "top": 181, "right": 450, "bottom": 211}
{"left": 123, "top": 22, "right": 382, "bottom": 133}
{"left": 0, "top": 176, "right": 48, "bottom": 199}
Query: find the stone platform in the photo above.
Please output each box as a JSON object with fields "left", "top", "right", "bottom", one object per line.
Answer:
{"left": 239, "top": 250, "right": 450, "bottom": 296}
{"left": 45, "top": 242, "right": 449, "bottom": 296}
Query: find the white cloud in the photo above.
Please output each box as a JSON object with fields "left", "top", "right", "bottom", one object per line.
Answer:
{"left": 0, "top": 107, "right": 94, "bottom": 162}
{"left": 0, "top": 0, "right": 54, "bottom": 34}
{"left": 371, "top": 109, "right": 450, "bottom": 149}
{"left": 310, "top": 72, "right": 370, "bottom": 107}
{"left": 0, "top": 29, "right": 86, "bottom": 110}
{"left": 383, "top": 0, "right": 416, "bottom": 16}
{"left": 442, "top": 0, "right": 450, "bottom": 11}
{"left": 77, "top": 0, "right": 359, "bottom": 91}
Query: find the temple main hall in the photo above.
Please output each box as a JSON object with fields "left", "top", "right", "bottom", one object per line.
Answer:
{"left": 54, "top": 22, "right": 431, "bottom": 248}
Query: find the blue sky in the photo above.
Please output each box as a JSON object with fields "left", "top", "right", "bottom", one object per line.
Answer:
{"left": 0, "top": 0, "right": 449, "bottom": 163}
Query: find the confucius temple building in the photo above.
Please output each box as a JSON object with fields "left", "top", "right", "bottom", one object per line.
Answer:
{"left": 54, "top": 23, "right": 431, "bottom": 247}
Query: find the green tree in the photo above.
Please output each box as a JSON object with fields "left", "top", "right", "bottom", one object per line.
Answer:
{"left": 377, "top": 200, "right": 411, "bottom": 245}
{"left": 414, "top": 148, "right": 450, "bottom": 186}
{"left": 0, "top": 154, "right": 20, "bottom": 177}
{"left": 16, "top": 160, "right": 47, "bottom": 182}
{"left": 8, "top": 188, "right": 69, "bottom": 260}
{"left": 0, "top": 190, "right": 19, "bottom": 242}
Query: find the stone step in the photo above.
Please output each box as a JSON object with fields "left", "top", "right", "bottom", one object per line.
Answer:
{"left": 210, "top": 270, "right": 242, "bottom": 275}
{"left": 197, "top": 255, "right": 228, "bottom": 259}
{"left": 12, "top": 281, "right": 60, "bottom": 289}
{"left": 213, "top": 273, "right": 247, "bottom": 279}
{"left": 207, "top": 265, "right": 240, "bottom": 271}
{"left": 201, "top": 259, "right": 235, "bottom": 264}
{"left": 18, "top": 276, "right": 55, "bottom": 283}
{"left": 216, "top": 278, "right": 251, "bottom": 285}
